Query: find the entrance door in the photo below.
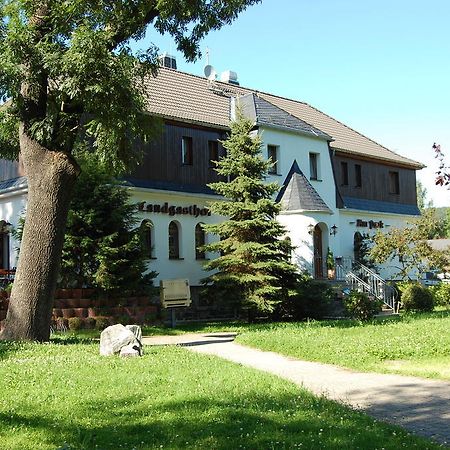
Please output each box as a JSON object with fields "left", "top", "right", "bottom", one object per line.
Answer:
{"left": 313, "top": 225, "right": 324, "bottom": 279}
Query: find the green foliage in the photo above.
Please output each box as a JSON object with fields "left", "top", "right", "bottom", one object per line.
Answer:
{"left": 0, "top": 0, "right": 261, "bottom": 167}
{"left": 116, "top": 315, "right": 131, "bottom": 326}
{"left": 343, "top": 291, "right": 382, "bottom": 321}
{"left": 400, "top": 283, "right": 434, "bottom": 312}
{"left": 370, "top": 209, "right": 450, "bottom": 280}
{"left": 94, "top": 316, "right": 110, "bottom": 331}
{"left": 277, "top": 277, "right": 333, "bottom": 320}
{"left": 353, "top": 232, "right": 376, "bottom": 269}
{"left": 16, "top": 154, "right": 157, "bottom": 295}
{"left": 416, "top": 181, "right": 430, "bottom": 212}
{"left": 63, "top": 154, "right": 158, "bottom": 295}
{"left": 83, "top": 317, "right": 96, "bottom": 329}
{"left": 326, "top": 247, "right": 335, "bottom": 270}
{"left": 429, "top": 282, "right": 450, "bottom": 308}
{"left": 68, "top": 317, "right": 83, "bottom": 331}
{"left": 202, "top": 110, "right": 299, "bottom": 314}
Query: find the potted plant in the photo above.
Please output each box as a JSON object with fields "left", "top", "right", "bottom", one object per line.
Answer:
{"left": 327, "top": 248, "right": 336, "bottom": 280}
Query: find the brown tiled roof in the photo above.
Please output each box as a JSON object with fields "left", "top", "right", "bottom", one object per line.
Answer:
{"left": 144, "top": 67, "right": 423, "bottom": 169}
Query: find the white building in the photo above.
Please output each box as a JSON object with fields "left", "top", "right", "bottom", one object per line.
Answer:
{"left": 0, "top": 65, "right": 423, "bottom": 309}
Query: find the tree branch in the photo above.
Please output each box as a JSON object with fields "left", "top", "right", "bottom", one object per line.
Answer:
{"left": 107, "top": 3, "right": 160, "bottom": 50}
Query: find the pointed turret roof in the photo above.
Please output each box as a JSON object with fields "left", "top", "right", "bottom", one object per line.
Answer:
{"left": 277, "top": 161, "right": 332, "bottom": 213}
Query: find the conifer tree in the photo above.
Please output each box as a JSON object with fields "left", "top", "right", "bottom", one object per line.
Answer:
{"left": 202, "top": 110, "right": 299, "bottom": 314}
{"left": 60, "top": 154, "right": 156, "bottom": 296}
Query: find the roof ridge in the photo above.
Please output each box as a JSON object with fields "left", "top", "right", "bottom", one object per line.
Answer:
{"left": 155, "top": 67, "right": 423, "bottom": 169}
{"left": 297, "top": 102, "right": 423, "bottom": 167}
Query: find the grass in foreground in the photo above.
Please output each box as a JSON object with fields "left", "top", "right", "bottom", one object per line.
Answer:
{"left": 0, "top": 336, "right": 439, "bottom": 450}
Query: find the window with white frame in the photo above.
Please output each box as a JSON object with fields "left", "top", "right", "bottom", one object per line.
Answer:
{"left": 267, "top": 145, "right": 279, "bottom": 174}
{"left": 309, "top": 153, "right": 319, "bottom": 180}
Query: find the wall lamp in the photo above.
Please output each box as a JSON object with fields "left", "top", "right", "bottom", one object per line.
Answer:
{"left": 307, "top": 224, "right": 315, "bottom": 235}
{"left": 330, "top": 224, "right": 338, "bottom": 236}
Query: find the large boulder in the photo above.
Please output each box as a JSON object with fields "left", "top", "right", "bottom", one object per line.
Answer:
{"left": 100, "top": 324, "right": 142, "bottom": 356}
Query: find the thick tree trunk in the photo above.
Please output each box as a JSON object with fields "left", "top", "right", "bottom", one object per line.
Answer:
{"left": 0, "top": 125, "right": 79, "bottom": 341}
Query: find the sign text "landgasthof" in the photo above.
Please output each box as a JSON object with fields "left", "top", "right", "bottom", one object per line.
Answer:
{"left": 137, "top": 202, "right": 211, "bottom": 218}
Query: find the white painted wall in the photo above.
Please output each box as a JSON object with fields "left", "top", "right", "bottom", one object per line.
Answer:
{"left": 130, "top": 188, "right": 221, "bottom": 286}
{"left": 338, "top": 209, "right": 418, "bottom": 280}
{"left": 0, "top": 173, "right": 419, "bottom": 286}
{"left": 278, "top": 211, "right": 341, "bottom": 275}
{"left": 260, "top": 127, "right": 336, "bottom": 211}
{"left": 0, "top": 186, "right": 221, "bottom": 286}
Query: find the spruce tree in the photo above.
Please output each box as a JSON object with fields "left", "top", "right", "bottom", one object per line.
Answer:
{"left": 202, "top": 110, "right": 298, "bottom": 314}
{"left": 60, "top": 154, "right": 156, "bottom": 296}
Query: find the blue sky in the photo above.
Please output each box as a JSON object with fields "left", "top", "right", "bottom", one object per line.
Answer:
{"left": 138, "top": 0, "right": 450, "bottom": 207}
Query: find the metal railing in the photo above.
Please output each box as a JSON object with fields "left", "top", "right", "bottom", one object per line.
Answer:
{"left": 335, "top": 257, "right": 397, "bottom": 311}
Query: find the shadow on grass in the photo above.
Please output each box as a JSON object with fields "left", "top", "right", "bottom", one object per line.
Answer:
{"left": 0, "top": 340, "right": 27, "bottom": 360}
{"left": 143, "top": 316, "right": 410, "bottom": 336}
{"left": 0, "top": 392, "right": 436, "bottom": 450}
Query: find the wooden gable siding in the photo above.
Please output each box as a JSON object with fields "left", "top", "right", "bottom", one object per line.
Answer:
{"left": 332, "top": 155, "right": 418, "bottom": 205}
{"left": 129, "top": 122, "right": 226, "bottom": 186}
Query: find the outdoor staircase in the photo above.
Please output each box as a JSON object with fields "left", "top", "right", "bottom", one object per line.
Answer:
{"left": 335, "top": 257, "right": 398, "bottom": 312}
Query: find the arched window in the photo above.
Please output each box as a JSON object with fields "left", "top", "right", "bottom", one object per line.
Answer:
{"left": 139, "top": 220, "right": 154, "bottom": 258}
{"left": 195, "top": 223, "right": 206, "bottom": 260}
{"left": 168, "top": 221, "right": 180, "bottom": 259}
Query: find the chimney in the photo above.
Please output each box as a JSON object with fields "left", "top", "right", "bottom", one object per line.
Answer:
{"left": 220, "top": 70, "right": 239, "bottom": 85}
{"left": 158, "top": 53, "right": 177, "bottom": 70}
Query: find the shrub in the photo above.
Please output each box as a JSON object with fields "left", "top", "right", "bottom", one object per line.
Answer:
{"left": 144, "top": 312, "right": 158, "bottom": 324}
{"left": 343, "top": 290, "right": 382, "bottom": 321}
{"left": 94, "top": 316, "right": 110, "bottom": 331}
{"left": 277, "top": 278, "right": 333, "bottom": 320}
{"left": 117, "top": 315, "right": 131, "bottom": 325}
{"left": 429, "top": 282, "right": 450, "bottom": 308}
{"left": 68, "top": 317, "right": 83, "bottom": 331}
{"left": 83, "top": 317, "right": 96, "bottom": 329}
{"left": 401, "top": 282, "right": 434, "bottom": 312}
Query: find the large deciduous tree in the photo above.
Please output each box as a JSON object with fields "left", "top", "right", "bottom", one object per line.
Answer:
{"left": 0, "top": 0, "right": 260, "bottom": 341}
{"left": 202, "top": 109, "right": 299, "bottom": 315}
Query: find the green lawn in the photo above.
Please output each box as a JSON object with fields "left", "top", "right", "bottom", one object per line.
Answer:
{"left": 0, "top": 336, "right": 439, "bottom": 449}
{"left": 233, "top": 311, "right": 450, "bottom": 380}
{"left": 142, "top": 310, "right": 450, "bottom": 380}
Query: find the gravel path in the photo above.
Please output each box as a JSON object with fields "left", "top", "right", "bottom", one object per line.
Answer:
{"left": 143, "top": 332, "right": 450, "bottom": 446}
